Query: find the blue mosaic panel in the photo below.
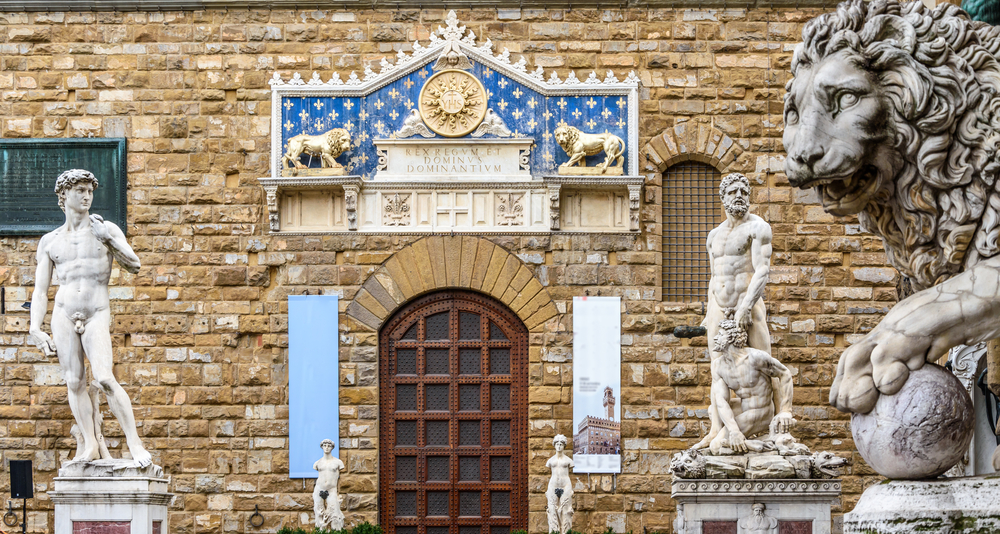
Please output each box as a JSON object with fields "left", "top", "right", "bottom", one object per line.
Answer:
{"left": 278, "top": 60, "right": 631, "bottom": 179}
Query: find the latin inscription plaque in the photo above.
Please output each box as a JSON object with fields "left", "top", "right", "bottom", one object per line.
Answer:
{"left": 0, "top": 138, "right": 127, "bottom": 235}
{"left": 373, "top": 138, "right": 533, "bottom": 182}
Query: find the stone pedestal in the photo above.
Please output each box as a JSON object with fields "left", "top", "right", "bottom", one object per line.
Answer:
{"left": 49, "top": 460, "right": 171, "bottom": 534}
{"left": 671, "top": 479, "right": 841, "bottom": 534}
{"left": 844, "top": 476, "right": 1000, "bottom": 534}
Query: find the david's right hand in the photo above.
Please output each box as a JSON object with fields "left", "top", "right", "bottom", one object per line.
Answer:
{"left": 30, "top": 330, "right": 57, "bottom": 356}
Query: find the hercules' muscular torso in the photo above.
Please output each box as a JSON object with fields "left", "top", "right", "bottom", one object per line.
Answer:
{"left": 707, "top": 214, "right": 770, "bottom": 309}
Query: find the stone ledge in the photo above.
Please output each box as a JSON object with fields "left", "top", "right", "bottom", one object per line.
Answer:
{"left": 671, "top": 479, "right": 842, "bottom": 501}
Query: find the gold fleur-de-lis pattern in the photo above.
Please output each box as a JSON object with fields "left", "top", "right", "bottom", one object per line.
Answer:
{"left": 278, "top": 64, "right": 631, "bottom": 177}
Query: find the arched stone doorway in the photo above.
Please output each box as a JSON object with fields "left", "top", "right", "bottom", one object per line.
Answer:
{"left": 379, "top": 290, "right": 529, "bottom": 534}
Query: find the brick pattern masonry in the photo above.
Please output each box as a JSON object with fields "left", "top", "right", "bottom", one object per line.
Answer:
{"left": 0, "top": 5, "right": 897, "bottom": 533}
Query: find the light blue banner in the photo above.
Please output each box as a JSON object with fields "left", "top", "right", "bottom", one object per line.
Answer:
{"left": 288, "top": 295, "right": 340, "bottom": 478}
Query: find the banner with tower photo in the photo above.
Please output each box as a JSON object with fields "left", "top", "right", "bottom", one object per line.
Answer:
{"left": 571, "top": 296, "right": 622, "bottom": 474}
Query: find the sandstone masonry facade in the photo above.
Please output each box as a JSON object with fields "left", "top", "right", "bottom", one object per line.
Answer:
{"left": 0, "top": 5, "right": 896, "bottom": 533}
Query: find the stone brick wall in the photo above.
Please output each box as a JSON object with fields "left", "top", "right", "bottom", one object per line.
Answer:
{"left": 0, "top": 4, "right": 897, "bottom": 533}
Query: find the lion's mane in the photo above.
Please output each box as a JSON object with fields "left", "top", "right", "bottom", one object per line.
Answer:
{"left": 794, "top": 0, "right": 1000, "bottom": 289}
{"left": 326, "top": 128, "right": 351, "bottom": 158}
{"left": 554, "top": 125, "right": 580, "bottom": 153}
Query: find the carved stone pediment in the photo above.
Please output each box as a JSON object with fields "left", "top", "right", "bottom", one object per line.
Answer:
{"left": 262, "top": 10, "right": 642, "bottom": 234}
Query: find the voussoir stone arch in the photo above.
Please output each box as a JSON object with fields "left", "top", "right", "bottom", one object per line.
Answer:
{"left": 345, "top": 235, "right": 558, "bottom": 332}
{"left": 642, "top": 122, "right": 746, "bottom": 173}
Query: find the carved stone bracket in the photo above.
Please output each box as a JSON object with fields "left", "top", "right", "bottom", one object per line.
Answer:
{"left": 376, "top": 148, "right": 388, "bottom": 172}
{"left": 343, "top": 184, "right": 359, "bottom": 231}
{"left": 627, "top": 184, "right": 641, "bottom": 232}
{"left": 547, "top": 184, "right": 561, "bottom": 231}
{"left": 519, "top": 145, "right": 531, "bottom": 172}
{"left": 264, "top": 186, "right": 279, "bottom": 231}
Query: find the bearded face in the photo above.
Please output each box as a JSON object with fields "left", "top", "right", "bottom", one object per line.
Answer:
{"left": 783, "top": 49, "right": 898, "bottom": 216}
{"left": 722, "top": 179, "right": 750, "bottom": 219}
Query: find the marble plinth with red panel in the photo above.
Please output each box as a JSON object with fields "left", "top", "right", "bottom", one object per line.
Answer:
{"left": 49, "top": 460, "right": 171, "bottom": 534}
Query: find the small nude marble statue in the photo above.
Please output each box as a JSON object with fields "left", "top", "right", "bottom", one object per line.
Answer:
{"left": 28, "top": 169, "right": 151, "bottom": 467}
{"left": 313, "top": 438, "right": 346, "bottom": 530}
{"left": 694, "top": 172, "right": 773, "bottom": 450}
{"left": 545, "top": 434, "right": 574, "bottom": 534}
{"left": 703, "top": 320, "right": 794, "bottom": 454}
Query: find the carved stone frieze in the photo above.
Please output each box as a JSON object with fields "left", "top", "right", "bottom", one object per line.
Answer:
{"left": 496, "top": 192, "right": 524, "bottom": 226}
{"left": 384, "top": 193, "right": 411, "bottom": 226}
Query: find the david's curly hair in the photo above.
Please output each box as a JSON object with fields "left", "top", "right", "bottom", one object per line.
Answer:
{"left": 54, "top": 169, "right": 98, "bottom": 212}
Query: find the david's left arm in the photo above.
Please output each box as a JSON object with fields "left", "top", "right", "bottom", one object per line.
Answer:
{"left": 91, "top": 215, "right": 141, "bottom": 274}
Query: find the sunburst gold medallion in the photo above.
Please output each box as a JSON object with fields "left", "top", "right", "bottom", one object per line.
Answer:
{"left": 418, "top": 69, "right": 488, "bottom": 137}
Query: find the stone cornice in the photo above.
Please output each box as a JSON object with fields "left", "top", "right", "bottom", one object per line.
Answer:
{"left": 4, "top": 0, "right": 843, "bottom": 11}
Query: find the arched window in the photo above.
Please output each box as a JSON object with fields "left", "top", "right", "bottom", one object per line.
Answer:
{"left": 661, "top": 160, "right": 722, "bottom": 302}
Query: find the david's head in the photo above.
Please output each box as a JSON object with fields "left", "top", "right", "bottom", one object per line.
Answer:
{"left": 54, "top": 169, "right": 99, "bottom": 213}
{"left": 320, "top": 439, "right": 335, "bottom": 453}
{"left": 719, "top": 172, "right": 750, "bottom": 219}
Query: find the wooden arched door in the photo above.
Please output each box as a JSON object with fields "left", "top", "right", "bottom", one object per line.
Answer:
{"left": 379, "top": 291, "right": 528, "bottom": 534}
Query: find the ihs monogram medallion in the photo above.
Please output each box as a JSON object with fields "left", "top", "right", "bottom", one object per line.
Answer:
{"left": 418, "top": 69, "right": 487, "bottom": 137}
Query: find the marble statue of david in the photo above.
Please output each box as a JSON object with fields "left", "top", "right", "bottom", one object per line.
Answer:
{"left": 29, "top": 169, "right": 151, "bottom": 467}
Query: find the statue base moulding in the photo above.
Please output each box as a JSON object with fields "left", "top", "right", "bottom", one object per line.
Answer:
{"left": 671, "top": 479, "right": 841, "bottom": 534}
{"left": 49, "top": 460, "right": 172, "bottom": 534}
{"left": 844, "top": 476, "right": 1000, "bottom": 534}
{"left": 282, "top": 166, "right": 348, "bottom": 177}
{"left": 556, "top": 166, "right": 624, "bottom": 176}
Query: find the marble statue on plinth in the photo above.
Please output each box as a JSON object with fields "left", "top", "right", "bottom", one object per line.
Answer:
{"left": 29, "top": 169, "right": 151, "bottom": 468}
{"left": 313, "top": 439, "right": 346, "bottom": 530}
{"left": 693, "top": 172, "right": 774, "bottom": 451}
{"left": 784, "top": 0, "right": 991, "bottom": 480}
{"left": 554, "top": 125, "right": 625, "bottom": 175}
{"left": 784, "top": 0, "right": 1000, "bottom": 530}
{"left": 545, "top": 434, "right": 574, "bottom": 534}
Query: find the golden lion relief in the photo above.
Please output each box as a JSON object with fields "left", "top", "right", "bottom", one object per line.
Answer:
{"left": 554, "top": 125, "right": 625, "bottom": 175}
{"left": 281, "top": 128, "right": 352, "bottom": 173}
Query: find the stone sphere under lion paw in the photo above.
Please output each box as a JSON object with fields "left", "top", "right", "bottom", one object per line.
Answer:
{"left": 851, "top": 363, "right": 974, "bottom": 480}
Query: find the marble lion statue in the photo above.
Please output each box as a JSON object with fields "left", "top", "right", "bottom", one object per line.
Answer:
{"left": 784, "top": 0, "right": 1000, "bottom": 414}
{"left": 282, "top": 128, "right": 352, "bottom": 170}
{"left": 554, "top": 125, "right": 624, "bottom": 172}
